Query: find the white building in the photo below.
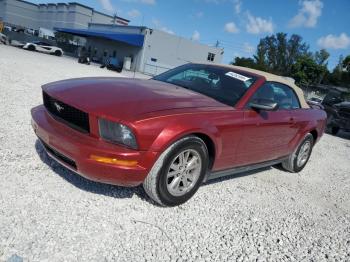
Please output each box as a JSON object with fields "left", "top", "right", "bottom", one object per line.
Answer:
{"left": 58, "top": 24, "right": 224, "bottom": 75}
{"left": 1, "top": 0, "right": 224, "bottom": 75}
{"left": 0, "top": 0, "right": 129, "bottom": 30}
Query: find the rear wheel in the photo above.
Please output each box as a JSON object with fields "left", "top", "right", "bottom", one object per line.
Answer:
{"left": 143, "top": 136, "right": 209, "bottom": 206}
{"left": 282, "top": 133, "right": 314, "bottom": 173}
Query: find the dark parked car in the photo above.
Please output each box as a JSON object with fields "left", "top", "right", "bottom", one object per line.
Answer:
{"left": 106, "top": 57, "right": 123, "bottom": 73}
{"left": 309, "top": 97, "right": 323, "bottom": 104}
{"left": 307, "top": 97, "right": 324, "bottom": 110}
{"left": 100, "top": 57, "right": 123, "bottom": 72}
{"left": 322, "top": 90, "right": 350, "bottom": 135}
{"left": 31, "top": 63, "right": 326, "bottom": 206}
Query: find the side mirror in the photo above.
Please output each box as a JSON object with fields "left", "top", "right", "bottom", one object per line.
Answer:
{"left": 250, "top": 100, "right": 278, "bottom": 111}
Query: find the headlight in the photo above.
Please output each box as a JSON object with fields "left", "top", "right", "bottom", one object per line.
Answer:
{"left": 98, "top": 118, "right": 138, "bottom": 149}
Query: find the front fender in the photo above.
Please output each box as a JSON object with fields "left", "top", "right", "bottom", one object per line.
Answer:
{"left": 149, "top": 118, "right": 222, "bottom": 159}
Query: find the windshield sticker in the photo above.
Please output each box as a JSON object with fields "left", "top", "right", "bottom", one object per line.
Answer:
{"left": 225, "top": 72, "right": 251, "bottom": 82}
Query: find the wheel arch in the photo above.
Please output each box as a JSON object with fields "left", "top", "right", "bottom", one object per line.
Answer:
{"left": 28, "top": 44, "right": 36, "bottom": 50}
{"left": 148, "top": 125, "right": 221, "bottom": 172}
{"left": 191, "top": 132, "right": 216, "bottom": 170}
{"left": 309, "top": 129, "right": 318, "bottom": 143}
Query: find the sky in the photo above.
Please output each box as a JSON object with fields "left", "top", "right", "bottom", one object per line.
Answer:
{"left": 30, "top": 0, "right": 350, "bottom": 70}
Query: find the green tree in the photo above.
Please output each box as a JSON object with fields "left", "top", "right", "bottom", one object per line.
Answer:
{"left": 230, "top": 57, "right": 260, "bottom": 69}
{"left": 312, "top": 49, "right": 329, "bottom": 83}
{"left": 327, "top": 55, "right": 350, "bottom": 87}
{"left": 291, "top": 55, "right": 328, "bottom": 86}
{"left": 276, "top": 32, "right": 288, "bottom": 73}
{"left": 253, "top": 33, "right": 310, "bottom": 75}
{"left": 229, "top": 33, "right": 338, "bottom": 87}
{"left": 314, "top": 49, "right": 330, "bottom": 66}
{"left": 286, "top": 34, "right": 310, "bottom": 74}
{"left": 342, "top": 55, "right": 350, "bottom": 72}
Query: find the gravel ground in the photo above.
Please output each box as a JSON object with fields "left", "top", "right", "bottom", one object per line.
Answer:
{"left": 0, "top": 44, "right": 350, "bottom": 262}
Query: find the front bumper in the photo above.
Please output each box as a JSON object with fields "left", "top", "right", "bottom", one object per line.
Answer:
{"left": 31, "top": 105, "right": 158, "bottom": 187}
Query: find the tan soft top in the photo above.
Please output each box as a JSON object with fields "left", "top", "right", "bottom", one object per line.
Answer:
{"left": 206, "top": 63, "right": 309, "bottom": 109}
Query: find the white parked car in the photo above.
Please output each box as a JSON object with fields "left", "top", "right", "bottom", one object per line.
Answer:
{"left": 25, "top": 28, "right": 35, "bottom": 35}
{"left": 23, "top": 41, "right": 63, "bottom": 56}
{"left": 0, "top": 33, "right": 7, "bottom": 44}
{"left": 4, "top": 25, "right": 12, "bottom": 31}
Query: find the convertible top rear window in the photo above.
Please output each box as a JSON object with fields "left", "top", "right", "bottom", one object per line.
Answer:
{"left": 153, "top": 63, "right": 257, "bottom": 106}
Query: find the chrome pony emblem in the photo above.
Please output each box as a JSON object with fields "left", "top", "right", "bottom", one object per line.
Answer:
{"left": 54, "top": 102, "right": 64, "bottom": 112}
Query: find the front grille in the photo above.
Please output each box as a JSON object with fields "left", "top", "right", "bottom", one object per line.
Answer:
{"left": 43, "top": 91, "right": 90, "bottom": 133}
{"left": 41, "top": 140, "right": 77, "bottom": 169}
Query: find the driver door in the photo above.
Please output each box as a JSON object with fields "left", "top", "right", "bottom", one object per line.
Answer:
{"left": 235, "top": 82, "right": 296, "bottom": 166}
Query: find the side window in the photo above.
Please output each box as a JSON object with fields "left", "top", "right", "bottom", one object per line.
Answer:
{"left": 270, "top": 83, "right": 300, "bottom": 109}
{"left": 249, "top": 83, "right": 275, "bottom": 105}
{"left": 249, "top": 82, "right": 300, "bottom": 110}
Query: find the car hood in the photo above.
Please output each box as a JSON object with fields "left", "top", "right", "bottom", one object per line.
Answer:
{"left": 43, "top": 77, "right": 225, "bottom": 121}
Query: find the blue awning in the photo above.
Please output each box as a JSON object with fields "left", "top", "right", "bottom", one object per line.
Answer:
{"left": 55, "top": 27, "right": 144, "bottom": 47}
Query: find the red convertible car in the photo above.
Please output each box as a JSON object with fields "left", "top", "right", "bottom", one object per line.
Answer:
{"left": 31, "top": 63, "right": 326, "bottom": 206}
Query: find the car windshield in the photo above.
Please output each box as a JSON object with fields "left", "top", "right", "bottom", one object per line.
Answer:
{"left": 33, "top": 41, "right": 51, "bottom": 46}
{"left": 153, "top": 63, "right": 257, "bottom": 107}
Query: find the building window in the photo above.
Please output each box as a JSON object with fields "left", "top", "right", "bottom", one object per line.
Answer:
{"left": 207, "top": 52, "right": 215, "bottom": 62}
{"left": 151, "top": 58, "right": 157, "bottom": 62}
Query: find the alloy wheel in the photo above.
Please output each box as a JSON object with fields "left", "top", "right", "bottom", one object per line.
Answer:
{"left": 297, "top": 141, "right": 311, "bottom": 167}
{"left": 166, "top": 149, "right": 202, "bottom": 197}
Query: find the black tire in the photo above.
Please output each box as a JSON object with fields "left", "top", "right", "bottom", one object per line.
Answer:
{"left": 28, "top": 45, "right": 35, "bottom": 51}
{"left": 282, "top": 133, "right": 314, "bottom": 173}
{"left": 54, "top": 50, "right": 62, "bottom": 56}
{"left": 143, "top": 136, "right": 209, "bottom": 206}
{"left": 331, "top": 126, "right": 340, "bottom": 135}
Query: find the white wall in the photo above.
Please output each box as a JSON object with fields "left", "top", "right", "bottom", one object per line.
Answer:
{"left": 91, "top": 12, "right": 114, "bottom": 25}
{"left": 2, "top": 0, "right": 39, "bottom": 29}
{"left": 0, "top": 0, "right": 6, "bottom": 21}
{"left": 1, "top": 0, "right": 128, "bottom": 30}
{"left": 140, "top": 29, "right": 223, "bottom": 75}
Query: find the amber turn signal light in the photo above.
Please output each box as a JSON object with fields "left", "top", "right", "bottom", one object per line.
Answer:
{"left": 90, "top": 155, "right": 138, "bottom": 167}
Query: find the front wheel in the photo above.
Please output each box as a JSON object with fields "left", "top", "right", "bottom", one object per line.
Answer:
{"left": 143, "top": 136, "right": 209, "bottom": 206}
{"left": 54, "top": 50, "right": 62, "bottom": 56}
{"left": 27, "top": 45, "right": 35, "bottom": 51}
{"left": 282, "top": 133, "right": 314, "bottom": 173}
